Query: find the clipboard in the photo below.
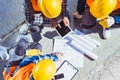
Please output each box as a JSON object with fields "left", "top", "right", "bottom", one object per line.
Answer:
{"left": 55, "top": 60, "right": 79, "bottom": 80}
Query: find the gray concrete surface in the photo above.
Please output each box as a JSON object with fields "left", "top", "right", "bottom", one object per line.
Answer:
{"left": 0, "top": 0, "right": 120, "bottom": 80}
{"left": 0, "top": 0, "right": 25, "bottom": 39}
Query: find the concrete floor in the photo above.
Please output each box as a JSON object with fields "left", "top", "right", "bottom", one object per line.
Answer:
{"left": 0, "top": 0, "right": 24, "bottom": 39}
{"left": 1, "top": 0, "right": 120, "bottom": 80}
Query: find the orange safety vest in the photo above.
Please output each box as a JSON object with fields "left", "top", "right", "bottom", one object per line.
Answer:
{"left": 115, "top": 0, "right": 120, "bottom": 10}
{"left": 31, "top": 0, "right": 41, "bottom": 11}
{"left": 86, "top": 0, "right": 120, "bottom": 10}
{"left": 3, "top": 63, "right": 35, "bottom": 80}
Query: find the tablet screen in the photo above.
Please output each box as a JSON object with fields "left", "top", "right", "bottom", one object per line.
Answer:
{"left": 55, "top": 21, "right": 72, "bottom": 37}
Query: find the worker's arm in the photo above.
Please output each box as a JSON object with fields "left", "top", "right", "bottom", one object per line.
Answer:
{"left": 18, "top": 52, "right": 63, "bottom": 68}
{"left": 24, "top": 0, "right": 35, "bottom": 24}
{"left": 113, "top": 15, "right": 120, "bottom": 24}
{"left": 62, "top": 0, "right": 70, "bottom": 26}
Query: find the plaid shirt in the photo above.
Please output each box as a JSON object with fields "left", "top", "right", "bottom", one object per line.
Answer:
{"left": 24, "top": 0, "right": 68, "bottom": 25}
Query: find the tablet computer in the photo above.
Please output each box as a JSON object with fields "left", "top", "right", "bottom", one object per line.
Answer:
{"left": 55, "top": 20, "right": 73, "bottom": 39}
{"left": 55, "top": 60, "right": 79, "bottom": 80}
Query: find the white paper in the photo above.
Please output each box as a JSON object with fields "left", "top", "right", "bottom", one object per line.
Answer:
{"left": 53, "top": 39, "right": 84, "bottom": 68}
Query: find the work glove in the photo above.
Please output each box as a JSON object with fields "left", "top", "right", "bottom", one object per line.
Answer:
{"left": 98, "top": 16, "right": 115, "bottom": 28}
{"left": 33, "top": 13, "right": 43, "bottom": 26}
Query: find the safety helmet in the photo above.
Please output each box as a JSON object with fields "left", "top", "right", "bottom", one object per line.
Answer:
{"left": 32, "top": 59, "right": 57, "bottom": 80}
{"left": 90, "top": 0, "right": 117, "bottom": 19}
{"left": 37, "top": 0, "right": 62, "bottom": 18}
{"left": 86, "top": 0, "right": 93, "bottom": 7}
{"left": 26, "top": 49, "right": 42, "bottom": 57}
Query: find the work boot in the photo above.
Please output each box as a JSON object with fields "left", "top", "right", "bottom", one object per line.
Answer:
{"left": 0, "top": 45, "right": 9, "bottom": 60}
{"left": 19, "top": 23, "right": 29, "bottom": 35}
{"left": 74, "top": 11, "right": 83, "bottom": 19}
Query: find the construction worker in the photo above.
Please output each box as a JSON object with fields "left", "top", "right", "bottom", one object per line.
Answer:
{"left": 23, "top": 0, "right": 70, "bottom": 42}
{"left": 80, "top": 0, "right": 120, "bottom": 39}
{"left": 0, "top": 23, "right": 42, "bottom": 61}
{"left": 1, "top": 31, "right": 62, "bottom": 80}
{"left": 3, "top": 51, "right": 63, "bottom": 80}
{"left": 0, "top": 37, "right": 42, "bottom": 62}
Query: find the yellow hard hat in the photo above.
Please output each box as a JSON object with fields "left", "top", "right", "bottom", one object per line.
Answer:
{"left": 26, "top": 49, "right": 42, "bottom": 57}
{"left": 90, "top": 0, "right": 117, "bottom": 19}
{"left": 37, "top": 0, "right": 62, "bottom": 18}
{"left": 32, "top": 59, "right": 57, "bottom": 80}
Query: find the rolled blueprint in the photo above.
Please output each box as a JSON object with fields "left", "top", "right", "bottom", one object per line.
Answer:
{"left": 69, "top": 41, "right": 98, "bottom": 60}
{"left": 70, "top": 33, "right": 97, "bottom": 48}
{"left": 66, "top": 36, "right": 93, "bottom": 51}
{"left": 74, "top": 29, "right": 101, "bottom": 47}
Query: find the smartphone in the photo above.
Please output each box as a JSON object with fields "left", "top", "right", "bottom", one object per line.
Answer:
{"left": 54, "top": 73, "right": 64, "bottom": 79}
{"left": 55, "top": 20, "right": 73, "bottom": 38}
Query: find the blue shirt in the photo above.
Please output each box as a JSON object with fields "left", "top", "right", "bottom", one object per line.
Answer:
{"left": 19, "top": 54, "right": 58, "bottom": 68}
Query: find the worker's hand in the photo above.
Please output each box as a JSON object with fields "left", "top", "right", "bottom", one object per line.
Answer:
{"left": 98, "top": 16, "right": 115, "bottom": 28}
{"left": 55, "top": 52, "right": 63, "bottom": 61}
{"left": 62, "top": 17, "right": 70, "bottom": 26}
{"left": 50, "top": 19, "right": 58, "bottom": 28}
